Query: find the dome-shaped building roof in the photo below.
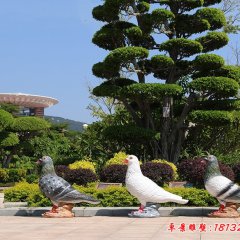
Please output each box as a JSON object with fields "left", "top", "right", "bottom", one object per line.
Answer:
{"left": 0, "top": 93, "right": 58, "bottom": 108}
{"left": 0, "top": 93, "right": 58, "bottom": 117}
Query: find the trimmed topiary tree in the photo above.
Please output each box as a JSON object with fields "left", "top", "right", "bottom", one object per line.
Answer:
{"left": 92, "top": 0, "right": 240, "bottom": 163}
{"left": 100, "top": 164, "right": 128, "bottom": 184}
{"left": 105, "top": 152, "right": 128, "bottom": 166}
{"left": 141, "top": 162, "right": 174, "bottom": 186}
{"left": 152, "top": 159, "right": 178, "bottom": 180}
{"left": 55, "top": 165, "right": 98, "bottom": 186}
{"left": 69, "top": 159, "right": 96, "bottom": 173}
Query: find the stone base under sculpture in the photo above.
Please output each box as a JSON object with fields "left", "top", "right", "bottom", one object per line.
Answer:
{"left": 208, "top": 202, "right": 240, "bottom": 218}
{"left": 128, "top": 203, "right": 160, "bottom": 218}
{"left": 42, "top": 203, "right": 74, "bottom": 218}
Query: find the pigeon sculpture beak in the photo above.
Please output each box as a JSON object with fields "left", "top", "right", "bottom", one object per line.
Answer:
{"left": 123, "top": 159, "right": 128, "bottom": 164}
{"left": 36, "top": 159, "right": 43, "bottom": 165}
{"left": 201, "top": 156, "right": 209, "bottom": 164}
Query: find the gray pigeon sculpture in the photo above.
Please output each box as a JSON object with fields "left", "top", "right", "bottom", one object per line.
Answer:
{"left": 37, "top": 156, "right": 100, "bottom": 218}
{"left": 204, "top": 155, "right": 240, "bottom": 218}
{"left": 124, "top": 155, "right": 188, "bottom": 218}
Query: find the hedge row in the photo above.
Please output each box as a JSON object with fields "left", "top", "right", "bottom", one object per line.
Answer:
{"left": 4, "top": 182, "right": 218, "bottom": 207}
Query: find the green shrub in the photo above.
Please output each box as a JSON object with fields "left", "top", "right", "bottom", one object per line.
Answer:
{"left": 27, "top": 192, "right": 51, "bottom": 207}
{"left": 4, "top": 182, "right": 218, "bottom": 207}
{"left": 217, "top": 151, "right": 240, "bottom": 165}
{"left": 0, "top": 168, "right": 27, "bottom": 183}
{"left": 164, "top": 187, "right": 218, "bottom": 207}
{"left": 4, "top": 182, "right": 51, "bottom": 207}
{"left": 4, "top": 182, "right": 38, "bottom": 201}
{"left": 141, "top": 162, "right": 174, "bottom": 186}
{"left": 74, "top": 185, "right": 139, "bottom": 207}
{"left": 0, "top": 169, "right": 9, "bottom": 182}
{"left": 55, "top": 165, "right": 98, "bottom": 186}
{"left": 0, "top": 109, "right": 15, "bottom": 131}
{"left": 25, "top": 174, "right": 39, "bottom": 184}
{"left": 69, "top": 159, "right": 96, "bottom": 173}
{"left": 105, "top": 152, "right": 128, "bottom": 166}
{"left": 12, "top": 117, "right": 51, "bottom": 131}
{"left": 100, "top": 164, "right": 127, "bottom": 184}
{"left": 152, "top": 159, "right": 178, "bottom": 180}
{"left": 8, "top": 169, "right": 27, "bottom": 182}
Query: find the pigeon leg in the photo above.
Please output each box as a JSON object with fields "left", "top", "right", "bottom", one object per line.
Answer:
{"left": 50, "top": 204, "right": 58, "bottom": 213}
{"left": 208, "top": 202, "right": 240, "bottom": 218}
{"left": 139, "top": 204, "right": 144, "bottom": 211}
{"left": 130, "top": 204, "right": 144, "bottom": 215}
{"left": 208, "top": 203, "right": 226, "bottom": 217}
{"left": 210, "top": 204, "right": 225, "bottom": 215}
{"left": 42, "top": 205, "right": 58, "bottom": 217}
{"left": 218, "top": 204, "right": 225, "bottom": 212}
{"left": 128, "top": 203, "right": 160, "bottom": 218}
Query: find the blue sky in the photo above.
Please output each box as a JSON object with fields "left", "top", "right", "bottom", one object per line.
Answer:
{"left": 0, "top": 0, "right": 105, "bottom": 123}
{"left": 0, "top": 1, "right": 239, "bottom": 123}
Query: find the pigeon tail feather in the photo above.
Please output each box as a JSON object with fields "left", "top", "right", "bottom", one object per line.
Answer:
{"left": 86, "top": 199, "right": 101, "bottom": 205}
{"left": 173, "top": 198, "right": 189, "bottom": 204}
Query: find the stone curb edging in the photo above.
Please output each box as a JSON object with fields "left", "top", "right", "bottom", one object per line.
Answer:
{"left": 0, "top": 207, "right": 221, "bottom": 217}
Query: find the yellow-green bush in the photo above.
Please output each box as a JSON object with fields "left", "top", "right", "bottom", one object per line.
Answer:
{"left": 69, "top": 159, "right": 96, "bottom": 173}
{"left": 74, "top": 185, "right": 139, "bottom": 207}
{"left": 152, "top": 159, "right": 178, "bottom": 180}
{"left": 164, "top": 187, "right": 218, "bottom": 207}
{"left": 0, "top": 169, "right": 9, "bottom": 182}
{"left": 105, "top": 152, "right": 128, "bottom": 166}
{"left": 4, "top": 182, "right": 50, "bottom": 206}
{"left": 0, "top": 168, "right": 27, "bottom": 183}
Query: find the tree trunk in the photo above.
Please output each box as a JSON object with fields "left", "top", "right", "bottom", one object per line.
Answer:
{"left": 160, "top": 93, "right": 196, "bottom": 162}
{"left": 161, "top": 97, "right": 172, "bottom": 161}
{"left": 2, "top": 154, "right": 13, "bottom": 168}
{"left": 170, "top": 128, "right": 186, "bottom": 164}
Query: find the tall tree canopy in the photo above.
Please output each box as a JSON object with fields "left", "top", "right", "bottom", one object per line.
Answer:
{"left": 0, "top": 108, "right": 51, "bottom": 168}
{"left": 92, "top": 0, "right": 240, "bottom": 163}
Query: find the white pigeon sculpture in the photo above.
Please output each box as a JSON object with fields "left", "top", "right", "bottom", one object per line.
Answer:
{"left": 204, "top": 155, "right": 240, "bottom": 218}
{"left": 124, "top": 155, "right": 188, "bottom": 217}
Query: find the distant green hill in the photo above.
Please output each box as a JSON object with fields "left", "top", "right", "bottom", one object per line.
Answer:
{"left": 45, "top": 116, "right": 85, "bottom": 132}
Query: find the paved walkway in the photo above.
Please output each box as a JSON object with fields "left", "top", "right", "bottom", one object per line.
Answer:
{"left": 0, "top": 216, "right": 240, "bottom": 240}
